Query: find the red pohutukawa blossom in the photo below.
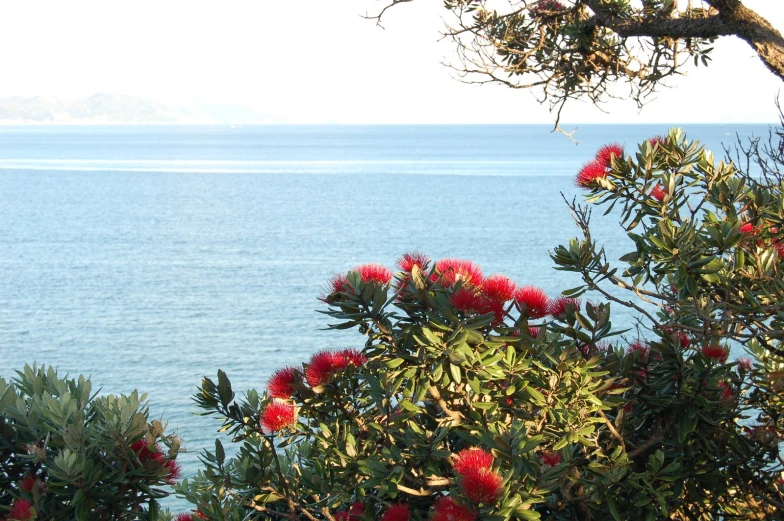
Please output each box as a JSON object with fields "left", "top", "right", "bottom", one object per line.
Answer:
{"left": 433, "top": 259, "right": 484, "bottom": 287}
{"left": 702, "top": 343, "right": 730, "bottom": 363}
{"left": 596, "top": 143, "right": 625, "bottom": 167}
{"left": 165, "top": 459, "right": 182, "bottom": 485}
{"left": 259, "top": 400, "right": 297, "bottom": 433}
{"left": 381, "top": 504, "right": 410, "bottom": 521}
{"left": 575, "top": 160, "right": 608, "bottom": 187}
{"left": 131, "top": 438, "right": 154, "bottom": 459}
{"left": 396, "top": 252, "right": 430, "bottom": 273}
{"left": 430, "top": 497, "right": 477, "bottom": 521}
{"left": 5, "top": 499, "right": 34, "bottom": 521}
{"left": 482, "top": 298, "right": 506, "bottom": 325}
{"left": 718, "top": 381, "right": 735, "bottom": 401}
{"left": 19, "top": 474, "right": 36, "bottom": 493}
{"left": 334, "top": 502, "right": 365, "bottom": 521}
{"left": 320, "top": 274, "right": 352, "bottom": 302}
{"left": 535, "top": 0, "right": 566, "bottom": 11}
{"left": 267, "top": 366, "right": 299, "bottom": 399}
{"left": 451, "top": 288, "right": 485, "bottom": 313}
{"left": 548, "top": 296, "right": 581, "bottom": 318}
{"left": 627, "top": 340, "right": 650, "bottom": 359}
{"left": 661, "top": 326, "right": 690, "bottom": 348}
{"left": 737, "top": 357, "right": 752, "bottom": 373}
{"left": 739, "top": 222, "right": 756, "bottom": 234}
{"left": 354, "top": 263, "right": 393, "bottom": 285}
{"left": 452, "top": 448, "right": 494, "bottom": 475}
{"left": 514, "top": 286, "right": 550, "bottom": 318}
{"left": 340, "top": 348, "right": 367, "bottom": 368}
{"left": 174, "top": 514, "right": 195, "bottom": 521}
{"left": 650, "top": 184, "right": 667, "bottom": 201}
{"left": 460, "top": 467, "right": 504, "bottom": 504}
{"left": 481, "top": 274, "right": 516, "bottom": 302}
{"left": 132, "top": 438, "right": 172, "bottom": 473}
{"left": 648, "top": 135, "right": 667, "bottom": 148}
{"left": 304, "top": 350, "right": 347, "bottom": 387}
{"left": 304, "top": 349, "right": 365, "bottom": 387}
{"left": 539, "top": 450, "right": 562, "bottom": 467}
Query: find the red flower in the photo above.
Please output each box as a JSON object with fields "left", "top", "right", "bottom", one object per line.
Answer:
{"left": 702, "top": 343, "right": 730, "bottom": 363}
{"left": 481, "top": 275, "right": 516, "bottom": 303}
{"left": 131, "top": 438, "right": 152, "bottom": 459}
{"left": 451, "top": 288, "right": 485, "bottom": 313}
{"left": 514, "top": 286, "right": 550, "bottom": 319}
{"left": 548, "top": 296, "right": 581, "bottom": 318}
{"left": 459, "top": 467, "right": 504, "bottom": 504}
{"left": 430, "top": 497, "right": 477, "bottom": 521}
{"left": 596, "top": 143, "right": 624, "bottom": 167}
{"left": 739, "top": 222, "right": 756, "bottom": 235}
{"left": 354, "top": 263, "right": 393, "bottom": 285}
{"left": 335, "top": 502, "right": 364, "bottom": 521}
{"left": 320, "top": 274, "right": 352, "bottom": 302}
{"left": 132, "top": 438, "right": 166, "bottom": 464}
{"left": 151, "top": 451, "right": 165, "bottom": 465}
{"left": 340, "top": 348, "right": 367, "bottom": 368}
{"left": 165, "top": 459, "right": 182, "bottom": 485}
{"left": 453, "top": 448, "right": 494, "bottom": 475}
{"left": 433, "top": 259, "right": 483, "bottom": 287}
{"left": 650, "top": 184, "right": 667, "bottom": 201}
{"left": 539, "top": 450, "right": 562, "bottom": 467}
{"left": 648, "top": 135, "right": 667, "bottom": 148}
{"left": 304, "top": 350, "right": 346, "bottom": 387}
{"left": 575, "top": 160, "right": 608, "bottom": 187}
{"left": 528, "top": 326, "right": 540, "bottom": 338}
{"left": 534, "top": 0, "right": 565, "bottom": 11}
{"left": 174, "top": 514, "right": 195, "bottom": 521}
{"left": 19, "top": 474, "right": 36, "bottom": 493}
{"left": 6, "top": 499, "right": 34, "bottom": 521}
{"left": 268, "top": 366, "right": 299, "bottom": 399}
{"left": 381, "top": 504, "right": 410, "bottom": 521}
{"left": 718, "top": 381, "right": 735, "bottom": 401}
{"left": 661, "top": 326, "right": 690, "bottom": 348}
{"left": 397, "top": 252, "right": 430, "bottom": 273}
{"left": 737, "top": 358, "right": 752, "bottom": 373}
{"left": 353, "top": 264, "right": 392, "bottom": 286}
{"left": 481, "top": 298, "right": 506, "bottom": 325}
{"left": 627, "top": 340, "right": 650, "bottom": 359}
{"left": 259, "top": 401, "right": 297, "bottom": 433}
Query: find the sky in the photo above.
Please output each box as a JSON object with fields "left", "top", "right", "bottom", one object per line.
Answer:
{"left": 0, "top": 0, "right": 782, "bottom": 124}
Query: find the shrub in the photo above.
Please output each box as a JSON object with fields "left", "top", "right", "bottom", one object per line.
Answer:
{"left": 0, "top": 365, "right": 182, "bottom": 521}
{"left": 179, "top": 129, "right": 783, "bottom": 520}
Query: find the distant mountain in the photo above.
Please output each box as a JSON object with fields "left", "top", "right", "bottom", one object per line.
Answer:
{"left": 0, "top": 94, "right": 269, "bottom": 124}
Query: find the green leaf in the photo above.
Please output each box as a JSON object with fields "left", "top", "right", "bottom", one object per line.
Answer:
{"left": 215, "top": 439, "right": 225, "bottom": 467}
{"left": 606, "top": 493, "right": 622, "bottom": 521}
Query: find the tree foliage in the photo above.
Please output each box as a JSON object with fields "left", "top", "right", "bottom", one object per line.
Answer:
{"left": 177, "top": 131, "right": 783, "bottom": 520}
{"left": 370, "top": 0, "right": 784, "bottom": 125}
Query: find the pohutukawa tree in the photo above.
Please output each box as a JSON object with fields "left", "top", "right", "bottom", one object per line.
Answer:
{"left": 368, "top": 0, "right": 784, "bottom": 126}
{"left": 178, "top": 130, "right": 783, "bottom": 520}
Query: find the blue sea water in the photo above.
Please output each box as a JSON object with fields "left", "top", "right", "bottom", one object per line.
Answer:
{"left": 0, "top": 123, "right": 771, "bottom": 509}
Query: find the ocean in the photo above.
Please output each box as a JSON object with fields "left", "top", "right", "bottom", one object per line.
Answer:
{"left": 0, "top": 123, "right": 771, "bottom": 509}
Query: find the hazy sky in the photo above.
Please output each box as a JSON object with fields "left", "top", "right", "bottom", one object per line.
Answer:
{"left": 0, "top": 1, "right": 782, "bottom": 124}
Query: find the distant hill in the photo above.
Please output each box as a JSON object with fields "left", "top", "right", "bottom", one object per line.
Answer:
{"left": 0, "top": 94, "right": 270, "bottom": 124}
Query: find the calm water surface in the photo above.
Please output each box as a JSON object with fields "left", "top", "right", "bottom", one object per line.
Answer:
{"left": 0, "top": 124, "right": 769, "bottom": 508}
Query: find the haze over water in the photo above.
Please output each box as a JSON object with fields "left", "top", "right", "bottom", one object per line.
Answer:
{"left": 0, "top": 124, "right": 768, "bottom": 508}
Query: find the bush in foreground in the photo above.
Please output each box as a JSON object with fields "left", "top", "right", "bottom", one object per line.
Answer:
{"left": 178, "top": 129, "right": 784, "bottom": 520}
{"left": 0, "top": 365, "right": 182, "bottom": 521}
